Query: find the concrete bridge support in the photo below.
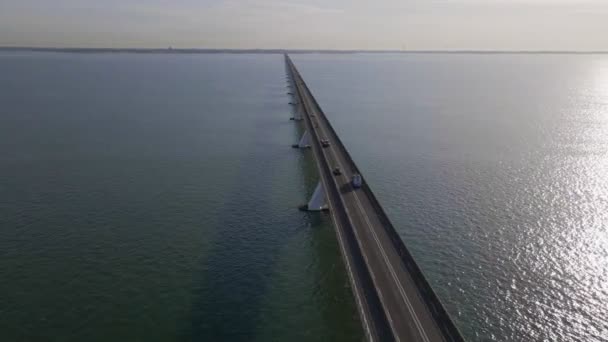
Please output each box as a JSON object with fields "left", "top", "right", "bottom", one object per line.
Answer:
{"left": 301, "top": 181, "right": 328, "bottom": 211}
{"left": 297, "top": 130, "right": 311, "bottom": 148}
{"left": 291, "top": 104, "right": 303, "bottom": 121}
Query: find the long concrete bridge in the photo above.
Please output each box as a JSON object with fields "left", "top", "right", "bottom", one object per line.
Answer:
{"left": 285, "top": 54, "right": 464, "bottom": 342}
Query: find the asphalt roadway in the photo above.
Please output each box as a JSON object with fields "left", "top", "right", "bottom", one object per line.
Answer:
{"left": 286, "top": 55, "right": 464, "bottom": 342}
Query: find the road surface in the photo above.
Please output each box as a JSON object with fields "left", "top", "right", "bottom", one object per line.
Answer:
{"left": 286, "top": 55, "right": 464, "bottom": 342}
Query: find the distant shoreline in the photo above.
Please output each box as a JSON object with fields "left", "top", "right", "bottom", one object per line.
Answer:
{"left": 1, "top": 47, "right": 608, "bottom": 54}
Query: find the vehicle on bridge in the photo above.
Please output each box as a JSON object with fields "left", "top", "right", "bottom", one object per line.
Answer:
{"left": 286, "top": 54, "right": 464, "bottom": 342}
{"left": 352, "top": 174, "right": 362, "bottom": 188}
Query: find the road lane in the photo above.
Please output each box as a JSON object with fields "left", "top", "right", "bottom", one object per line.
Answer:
{"left": 300, "top": 83, "right": 439, "bottom": 341}
{"left": 286, "top": 60, "right": 394, "bottom": 342}
{"left": 286, "top": 55, "right": 464, "bottom": 342}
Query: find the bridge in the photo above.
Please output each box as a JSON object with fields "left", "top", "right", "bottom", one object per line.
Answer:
{"left": 285, "top": 54, "right": 464, "bottom": 342}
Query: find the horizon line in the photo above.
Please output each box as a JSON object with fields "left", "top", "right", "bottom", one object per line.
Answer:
{"left": 2, "top": 46, "right": 608, "bottom": 54}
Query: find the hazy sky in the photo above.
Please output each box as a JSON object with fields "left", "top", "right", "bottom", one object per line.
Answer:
{"left": 1, "top": 0, "right": 607, "bottom": 50}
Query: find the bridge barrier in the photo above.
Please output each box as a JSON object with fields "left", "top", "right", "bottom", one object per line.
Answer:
{"left": 290, "top": 57, "right": 465, "bottom": 342}
{"left": 287, "top": 59, "right": 393, "bottom": 341}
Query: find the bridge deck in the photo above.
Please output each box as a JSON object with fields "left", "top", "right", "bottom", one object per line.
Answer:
{"left": 286, "top": 55, "right": 464, "bottom": 342}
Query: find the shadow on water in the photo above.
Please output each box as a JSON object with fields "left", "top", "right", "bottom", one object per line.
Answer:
{"left": 306, "top": 211, "right": 365, "bottom": 341}
{"left": 186, "top": 123, "right": 295, "bottom": 340}
{"left": 186, "top": 107, "right": 362, "bottom": 341}
{"left": 297, "top": 141, "right": 364, "bottom": 341}
{"left": 184, "top": 61, "right": 362, "bottom": 341}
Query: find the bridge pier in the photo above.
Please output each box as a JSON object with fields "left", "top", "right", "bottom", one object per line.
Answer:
{"left": 292, "top": 130, "right": 311, "bottom": 148}
{"left": 288, "top": 82, "right": 302, "bottom": 121}
{"left": 285, "top": 54, "right": 464, "bottom": 342}
{"left": 300, "top": 181, "right": 328, "bottom": 211}
{"left": 291, "top": 104, "right": 304, "bottom": 121}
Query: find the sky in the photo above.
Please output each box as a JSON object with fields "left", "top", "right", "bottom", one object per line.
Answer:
{"left": 0, "top": 0, "right": 607, "bottom": 50}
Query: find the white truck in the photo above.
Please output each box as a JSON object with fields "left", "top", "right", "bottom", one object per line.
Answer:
{"left": 351, "top": 174, "right": 362, "bottom": 188}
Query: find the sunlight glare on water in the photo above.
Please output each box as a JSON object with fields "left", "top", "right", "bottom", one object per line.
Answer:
{"left": 293, "top": 53, "right": 608, "bottom": 341}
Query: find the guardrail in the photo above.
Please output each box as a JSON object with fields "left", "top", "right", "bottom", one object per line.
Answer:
{"left": 289, "top": 56, "right": 465, "bottom": 342}
{"left": 286, "top": 57, "right": 392, "bottom": 341}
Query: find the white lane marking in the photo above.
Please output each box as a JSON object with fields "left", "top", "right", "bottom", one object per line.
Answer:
{"left": 292, "top": 76, "right": 400, "bottom": 342}
{"left": 351, "top": 193, "right": 431, "bottom": 342}
{"left": 289, "top": 66, "right": 375, "bottom": 342}
{"left": 327, "top": 195, "right": 376, "bottom": 342}
{"left": 305, "top": 83, "right": 431, "bottom": 342}
{"left": 295, "top": 62, "right": 433, "bottom": 341}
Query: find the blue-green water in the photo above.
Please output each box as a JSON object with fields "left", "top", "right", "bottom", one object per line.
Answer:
{"left": 0, "top": 53, "right": 361, "bottom": 341}
{"left": 1, "top": 52, "right": 608, "bottom": 342}
{"left": 293, "top": 53, "right": 608, "bottom": 341}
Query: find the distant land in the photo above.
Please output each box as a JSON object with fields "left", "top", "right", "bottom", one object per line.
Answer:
{"left": 1, "top": 47, "right": 608, "bottom": 54}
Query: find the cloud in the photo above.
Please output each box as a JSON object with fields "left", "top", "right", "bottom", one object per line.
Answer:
{"left": 262, "top": 1, "right": 344, "bottom": 14}
{"left": 1, "top": 0, "right": 607, "bottom": 49}
{"left": 215, "top": 0, "right": 344, "bottom": 14}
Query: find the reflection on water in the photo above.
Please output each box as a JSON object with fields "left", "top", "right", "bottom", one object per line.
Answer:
{"left": 1, "top": 51, "right": 607, "bottom": 341}
{"left": 0, "top": 52, "right": 363, "bottom": 341}
{"left": 293, "top": 53, "right": 608, "bottom": 341}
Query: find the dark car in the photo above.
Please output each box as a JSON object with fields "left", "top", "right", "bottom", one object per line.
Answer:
{"left": 321, "top": 139, "right": 330, "bottom": 147}
{"left": 333, "top": 167, "right": 342, "bottom": 176}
